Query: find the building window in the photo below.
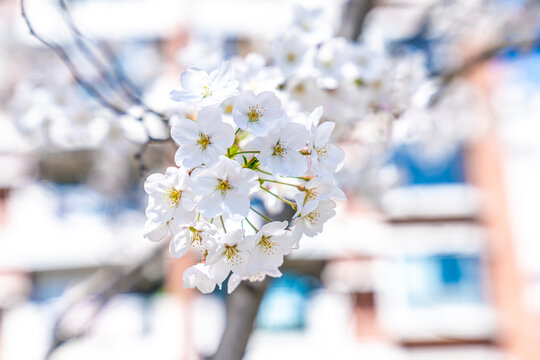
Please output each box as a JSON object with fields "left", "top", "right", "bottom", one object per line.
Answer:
{"left": 404, "top": 254, "right": 484, "bottom": 307}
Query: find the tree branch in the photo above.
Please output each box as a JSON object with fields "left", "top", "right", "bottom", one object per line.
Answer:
{"left": 20, "top": 0, "right": 128, "bottom": 116}
{"left": 339, "top": 0, "right": 375, "bottom": 40}
{"left": 210, "top": 280, "right": 269, "bottom": 360}
{"left": 57, "top": 0, "right": 167, "bottom": 120}
{"left": 45, "top": 243, "right": 167, "bottom": 359}
{"left": 429, "top": 37, "right": 540, "bottom": 106}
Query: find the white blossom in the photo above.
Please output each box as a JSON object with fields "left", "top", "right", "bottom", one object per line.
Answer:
{"left": 232, "top": 90, "right": 285, "bottom": 136}
{"left": 143, "top": 217, "right": 169, "bottom": 242}
{"left": 314, "top": 37, "right": 351, "bottom": 89}
{"left": 307, "top": 107, "right": 345, "bottom": 179}
{"left": 170, "top": 62, "right": 239, "bottom": 107}
{"left": 271, "top": 32, "right": 314, "bottom": 77}
{"left": 233, "top": 53, "right": 283, "bottom": 93}
{"left": 291, "top": 5, "right": 332, "bottom": 42}
{"left": 253, "top": 122, "right": 309, "bottom": 177}
{"left": 183, "top": 264, "right": 218, "bottom": 294}
{"left": 292, "top": 196, "right": 336, "bottom": 244}
{"left": 170, "top": 220, "right": 218, "bottom": 258}
{"left": 298, "top": 176, "right": 346, "bottom": 205}
{"left": 191, "top": 156, "right": 259, "bottom": 219}
{"left": 171, "top": 107, "right": 235, "bottom": 168}
{"left": 144, "top": 166, "right": 196, "bottom": 224}
{"left": 206, "top": 229, "right": 254, "bottom": 284}
{"left": 143, "top": 216, "right": 185, "bottom": 243}
{"left": 246, "top": 221, "right": 293, "bottom": 275}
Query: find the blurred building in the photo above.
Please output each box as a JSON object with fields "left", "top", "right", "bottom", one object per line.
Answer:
{"left": 1, "top": 0, "right": 540, "bottom": 360}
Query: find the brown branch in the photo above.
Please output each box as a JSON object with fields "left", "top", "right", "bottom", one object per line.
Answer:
{"left": 430, "top": 38, "right": 540, "bottom": 106}
{"left": 20, "top": 0, "right": 128, "bottom": 116}
{"left": 134, "top": 137, "right": 173, "bottom": 176}
{"left": 57, "top": 0, "right": 167, "bottom": 120}
{"left": 45, "top": 243, "right": 167, "bottom": 359}
{"left": 339, "top": 0, "right": 375, "bottom": 40}
{"left": 210, "top": 280, "right": 269, "bottom": 360}
{"left": 22, "top": 0, "right": 174, "bottom": 173}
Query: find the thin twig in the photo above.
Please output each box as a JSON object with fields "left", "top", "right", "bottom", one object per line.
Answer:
{"left": 430, "top": 37, "right": 540, "bottom": 106}
{"left": 45, "top": 242, "right": 167, "bottom": 359}
{"left": 249, "top": 206, "right": 273, "bottom": 223}
{"left": 260, "top": 186, "right": 297, "bottom": 210}
{"left": 244, "top": 217, "right": 259, "bottom": 232}
{"left": 134, "top": 138, "right": 173, "bottom": 176}
{"left": 57, "top": 0, "right": 167, "bottom": 120}
{"left": 21, "top": 0, "right": 127, "bottom": 115}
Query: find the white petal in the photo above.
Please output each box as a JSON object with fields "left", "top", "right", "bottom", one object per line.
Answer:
{"left": 170, "top": 230, "right": 191, "bottom": 258}
{"left": 260, "top": 220, "right": 288, "bottom": 235}
{"left": 209, "top": 260, "right": 231, "bottom": 285}
{"left": 197, "top": 107, "right": 223, "bottom": 130}
{"left": 284, "top": 123, "right": 309, "bottom": 149}
{"left": 144, "top": 219, "right": 169, "bottom": 242}
{"left": 227, "top": 273, "right": 243, "bottom": 294}
{"left": 314, "top": 121, "right": 335, "bottom": 147}
{"left": 173, "top": 205, "right": 196, "bottom": 225}
{"left": 171, "top": 118, "right": 199, "bottom": 145}
{"left": 284, "top": 151, "right": 307, "bottom": 177}
{"left": 198, "top": 191, "right": 225, "bottom": 218}
{"left": 170, "top": 89, "right": 201, "bottom": 103}
{"left": 307, "top": 106, "right": 323, "bottom": 127}
{"left": 183, "top": 264, "right": 216, "bottom": 294}
{"left": 181, "top": 68, "right": 210, "bottom": 92}
{"left": 224, "top": 192, "right": 250, "bottom": 218}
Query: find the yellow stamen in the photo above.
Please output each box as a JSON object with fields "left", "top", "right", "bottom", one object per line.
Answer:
{"left": 247, "top": 104, "right": 265, "bottom": 123}
{"left": 305, "top": 211, "right": 320, "bottom": 225}
{"left": 197, "top": 133, "right": 210, "bottom": 150}
{"left": 258, "top": 235, "right": 277, "bottom": 255}
{"left": 166, "top": 189, "right": 181, "bottom": 206}
{"left": 294, "top": 83, "right": 306, "bottom": 94}
{"left": 216, "top": 179, "right": 232, "bottom": 194}
{"left": 202, "top": 85, "right": 213, "bottom": 98}
{"left": 272, "top": 143, "right": 284, "bottom": 156}
{"left": 305, "top": 187, "right": 319, "bottom": 201}
{"left": 190, "top": 228, "right": 202, "bottom": 247}
{"left": 286, "top": 52, "right": 296, "bottom": 63}
{"left": 316, "top": 145, "right": 328, "bottom": 159}
{"left": 224, "top": 245, "right": 241, "bottom": 265}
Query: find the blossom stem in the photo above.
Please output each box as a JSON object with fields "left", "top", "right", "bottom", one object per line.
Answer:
{"left": 220, "top": 216, "right": 227, "bottom": 233}
{"left": 236, "top": 151, "right": 260, "bottom": 155}
{"left": 285, "top": 175, "right": 312, "bottom": 181}
{"left": 255, "top": 169, "right": 274, "bottom": 176}
{"left": 249, "top": 206, "right": 273, "bottom": 223}
{"left": 244, "top": 217, "right": 259, "bottom": 232}
{"left": 260, "top": 178, "right": 302, "bottom": 189}
{"left": 260, "top": 186, "right": 297, "bottom": 210}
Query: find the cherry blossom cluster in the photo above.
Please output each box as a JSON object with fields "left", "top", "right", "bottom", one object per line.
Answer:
{"left": 143, "top": 61, "right": 345, "bottom": 293}
{"left": 228, "top": 6, "right": 430, "bottom": 198}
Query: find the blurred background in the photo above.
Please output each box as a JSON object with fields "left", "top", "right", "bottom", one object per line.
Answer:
{"left": 1, "top": 0, "right": 540, "bottom": 359}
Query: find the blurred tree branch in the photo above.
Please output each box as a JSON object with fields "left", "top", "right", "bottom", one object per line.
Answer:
{"left": 57, "top": 0, "right": 166, "bottom": 119}
{"left": 44, "top": 243, "right": 167, "bottom": 359}
{"left": 21, "top": 0, "right": 170, "bottom": 174}
{"left": 209, "top": 280, "right": 269, "bottom": 360}
{"left": 430, "top": 37, "right": 540, "bottom": 106}
{"left": 20, "top": 0, "right": 127, "bottom": 116}
{"left": 339, "top": 0, "right": 375, "bottom": 40}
